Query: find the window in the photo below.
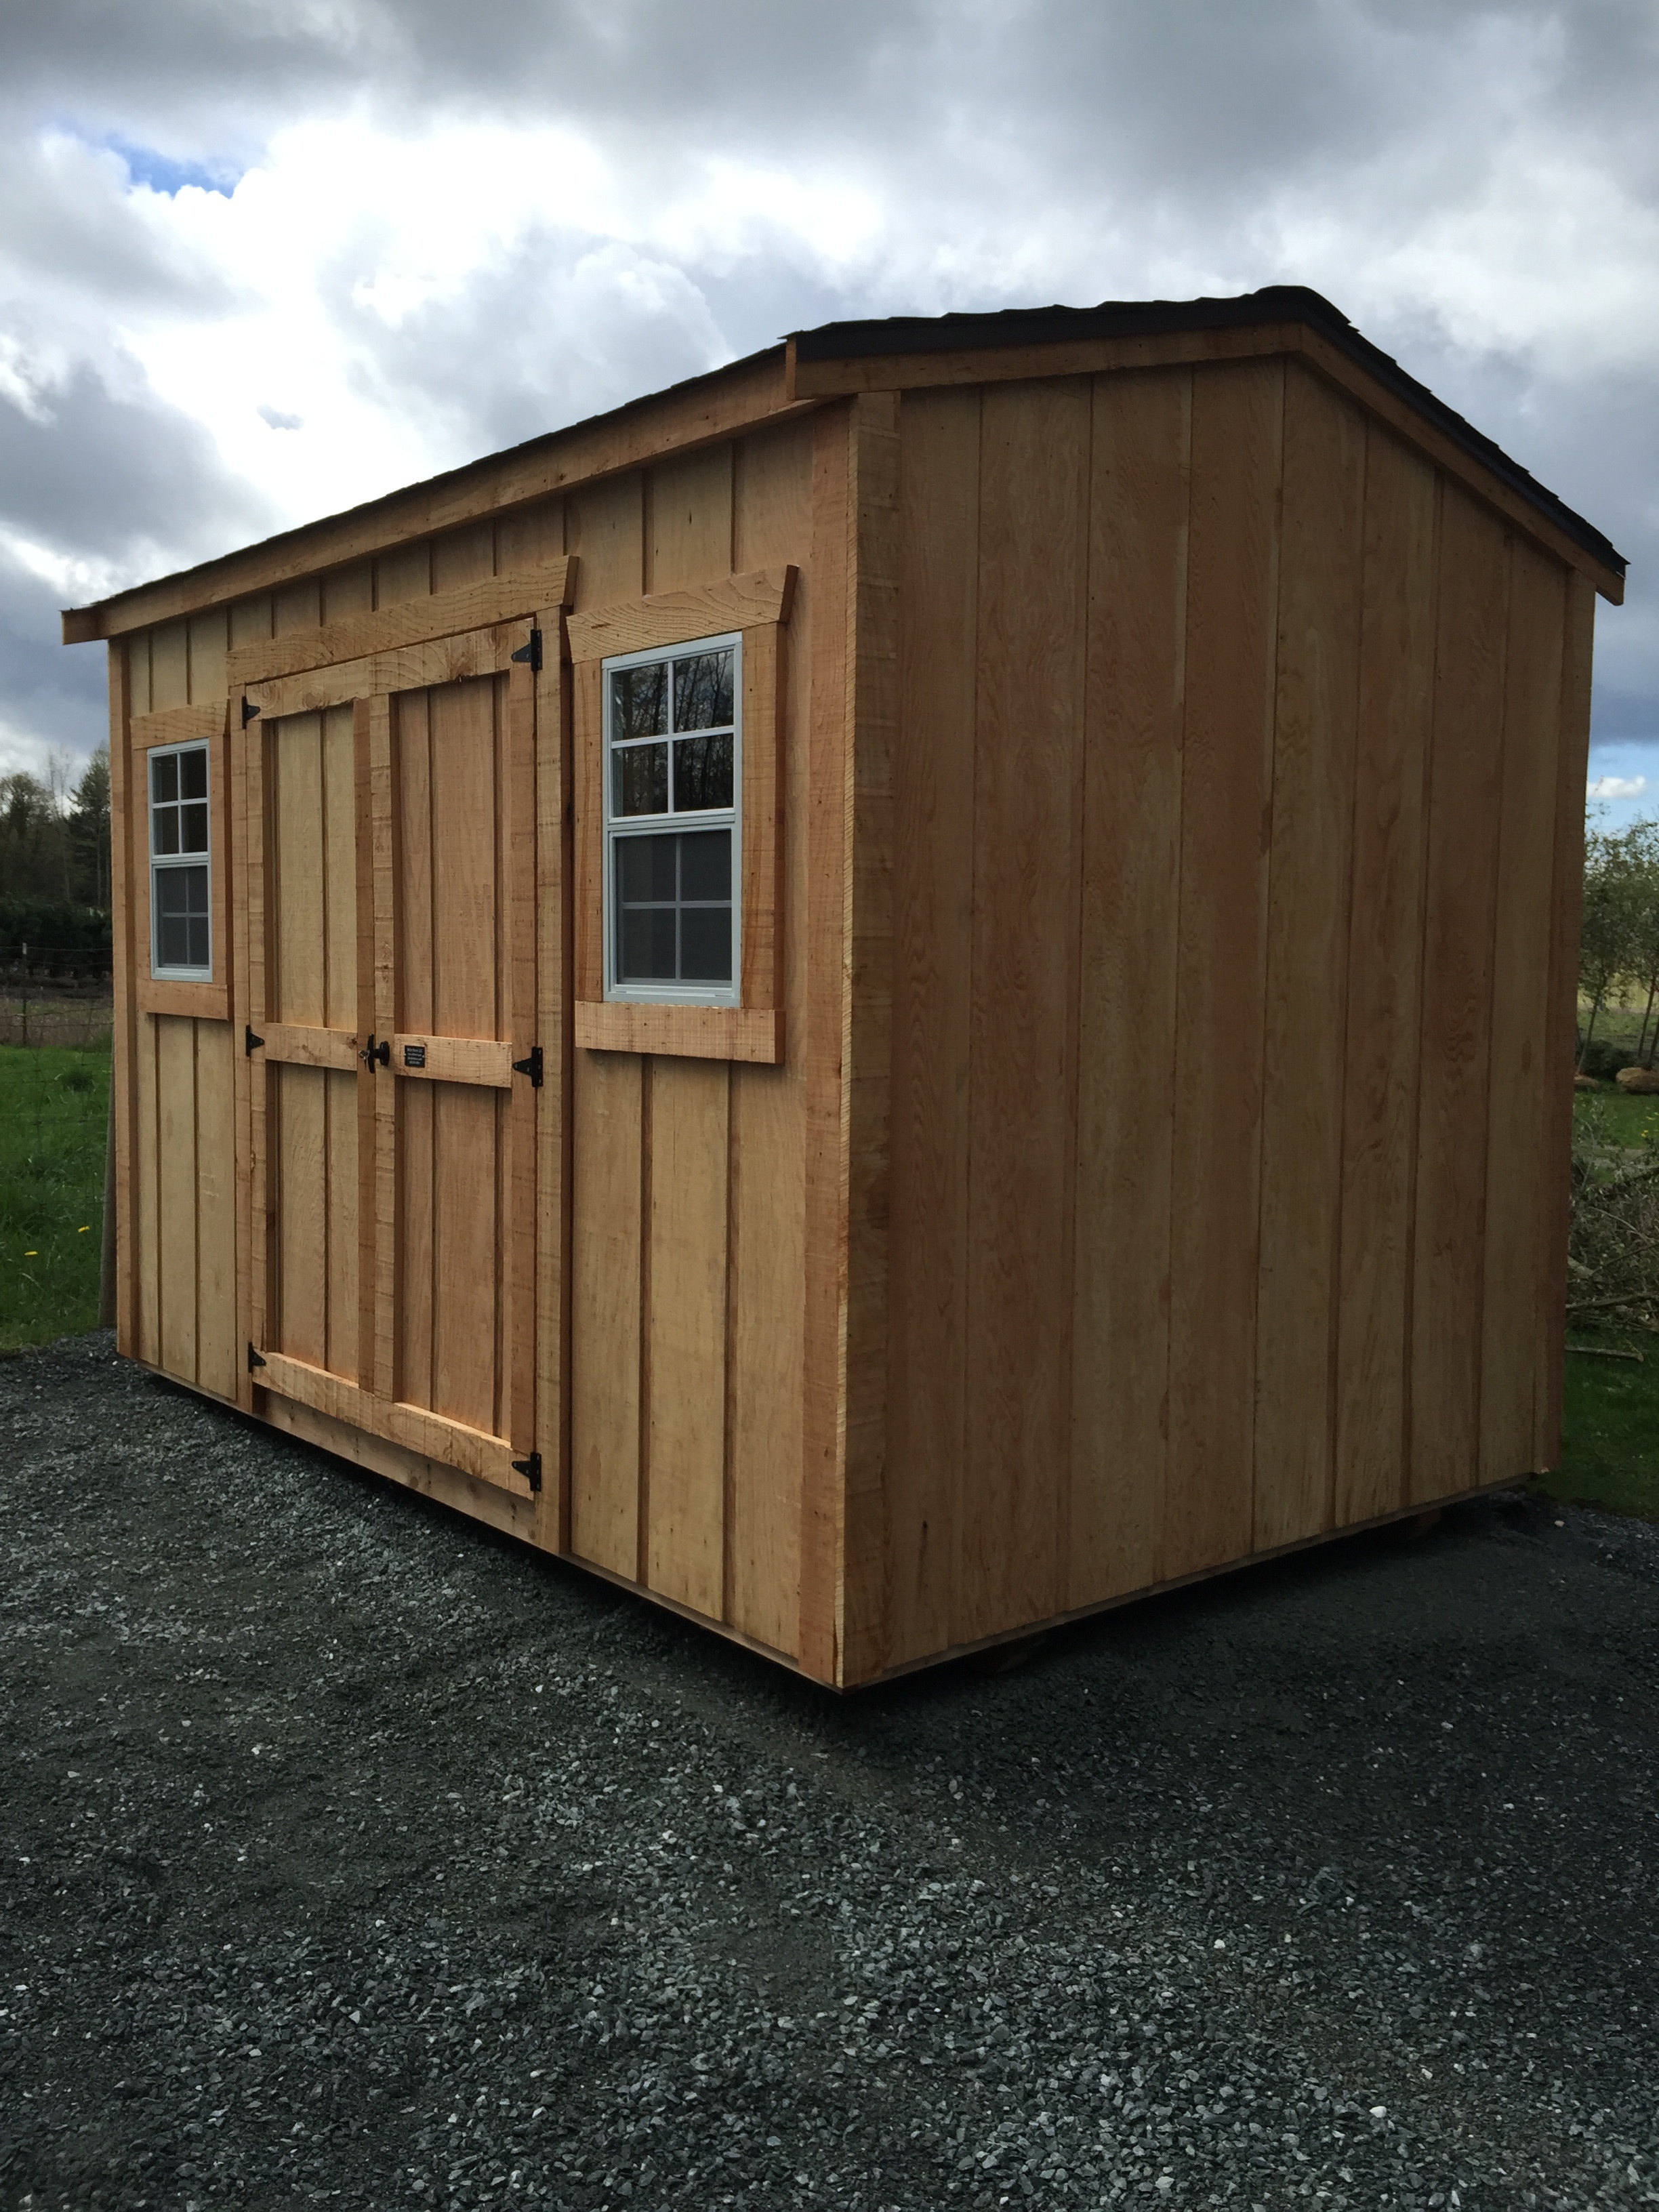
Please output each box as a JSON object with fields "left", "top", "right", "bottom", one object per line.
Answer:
{"left": 149, "top": 741, "right": 212, "bottom": 980}
{"left": 603, "top": 632, "right": 740, "bottom": 1008}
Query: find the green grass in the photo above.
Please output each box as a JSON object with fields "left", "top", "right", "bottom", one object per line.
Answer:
{"left": 1541, "top": 1336, "right": 1659, "bottom": 1521}
{"left": 0, "top": 1045, "right": 109, "bottom": 1353}
{"left": 1572, "top": 1088, "right": 1659, "bottom": 1151}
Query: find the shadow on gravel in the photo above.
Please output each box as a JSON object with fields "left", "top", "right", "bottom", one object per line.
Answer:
{"left": 3, "top": 1334, "right": 1656, "bottom": 2212}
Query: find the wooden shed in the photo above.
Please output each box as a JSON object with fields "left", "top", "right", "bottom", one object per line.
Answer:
{"left": 65, "top": 285, "right": 1626, "bottom": 1688}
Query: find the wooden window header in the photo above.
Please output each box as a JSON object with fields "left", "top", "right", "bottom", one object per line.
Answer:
{"left": 566, "top": 566, "right": 796, "bottom": 664}
{"left": 227, "top": 558, "right": 577, "bottom": 691}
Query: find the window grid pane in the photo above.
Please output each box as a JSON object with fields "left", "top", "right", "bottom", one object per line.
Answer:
{"left": 614, "top": 830, "right": 731, "bottom": 987}
{"left": 150, "top": 743, "right": 211, "bottom": 977}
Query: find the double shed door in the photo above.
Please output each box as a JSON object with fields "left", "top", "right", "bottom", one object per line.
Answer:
{"left": 240, "top": 604, "right": 563, "bottom": 1499}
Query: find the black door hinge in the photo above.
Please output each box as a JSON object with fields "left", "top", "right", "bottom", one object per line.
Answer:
{"left": 511, "top": 1044, "right": 544, "bottom": 1088}
{"left": 247, "top": 1343, "right": 267, "bottom": 1373}
{"left": 359, "top": 1033, "right": 390, "bottom": 1070}
{"left": 245, "top": 1025, "right": 265, "bottom": 1055}
{"left": 509, "top": 628, "right": 543, "bottom": 673}
{"left": 241, "top": 697, "right": 261, "bottom": 726}
{"left": 511, "top": 1451, "right": 542, "bottom": 1493}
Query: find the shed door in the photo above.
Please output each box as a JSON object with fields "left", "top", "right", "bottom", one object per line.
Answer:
{"left": 244, "top": 616, "right": 557, "bottom": 1500}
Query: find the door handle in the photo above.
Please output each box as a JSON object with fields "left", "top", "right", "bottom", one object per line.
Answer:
{"left": 359, "top": 1033, "right": 390, "bottom": 1070}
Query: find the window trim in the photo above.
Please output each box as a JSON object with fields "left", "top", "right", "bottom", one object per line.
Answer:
{"left": 129, "top": 705, "right": 231, "bottom": 1023}
{"left": 569, "top": 564, "right": 793, "bottom": 1066}
{"left": 147, "top": 737, "right": 214, "bottom": 984}
{"left": 602, "top": 629, "right": 742, "bottom": 1012}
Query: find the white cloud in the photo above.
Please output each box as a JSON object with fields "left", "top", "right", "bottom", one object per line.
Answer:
{"left": 1589, "top": 773, "right": 1647, "bottom": 800}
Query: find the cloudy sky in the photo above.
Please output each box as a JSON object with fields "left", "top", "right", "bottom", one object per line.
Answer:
{"left": 3, "top": 0, "right": 1656, "bottom": 822}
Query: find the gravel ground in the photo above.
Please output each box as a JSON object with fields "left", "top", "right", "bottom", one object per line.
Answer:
{"left": 2, "top": 1334, "right": 1656, "bottom": 2212}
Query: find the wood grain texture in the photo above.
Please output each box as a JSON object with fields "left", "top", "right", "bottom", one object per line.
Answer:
{"left": 506, "top": 649, "right": 539, "bottom": 1457}
{"left": 575, "top": 1002, "right": 782, "bottom": 1061}
{"left": 228, "top": 560, "right": 575, "bottom": 687}
{"left": 1164, "top": 359, "right": 1284, "bottom": 1580}
{"left": 155, "top": 1015, "right": 199, "bottom": 1383}
{"left": 1409, "top": 485, "right": 1511, "bottom": 1505}
{"left": 1479, "top": 538, "right": 1567, "bottom": 1482}
{"left": 565, "top": 566, "right": 794, "bottom": 662}
{"left": 262, "top": 1390, "right": 541, "bottom": 1542}
{"left": 251, "top": 626, "right": 523, "bottom": 720}
{"left": 388, "top": 1035, "right": 514, "bottom": 1085}
{"left": 274, "top": 1061, "right": 327, "bottom": 1367}
{"left": 129, "top": 700, "right": 224, "bottom": 750}
{"left": 260, "top": 1025, "right": 362, "bottom": 1073}
{"left": 1067, "top": 367, "right": 1189, "bottom": 1611}
{"left": 533, "top": 599, "right": 572, "bottom": 1550}
{"left": 354, "top": 697, "right": 378, "bottom": 1402}
{"left": 135, "top": 1014, "right": 160, "bottom": 1363}
{"left": 739, "top": 622, "right": 784, "bottom": 1008}
{"left": 187, "top": 608, "right": 228, "bottom": 703}
{"left": 368, "top": 693, "right": 398, "bottom": 1402}
{"left": 1252, "top": 363, "right": 1365, "bottom": 1552}
{"left": 836, "top": 393, "right": 902, "bottom": 1682}
{"left": 106, "top": 644, "right": 140, "bottom": 1356}
{"left": 150, "top": 622, "right": 189, "bottom": 711}
{"left": 882, "top": 385, "right": 979, "bottom": 1667}
{"left": 232, "top": 703, "right": 256, "bottom": 1410}
{"left": 138, "top": 978, "right": 230, "bottom": 1021}
{"left": 260, "top": 1351, "right": 534, "bottom": 1496}
{"left": 798, "top": 401, "right": 853, "bottom": 1685}
{"left": 646, "top": 1058, "right": 730, "bottom": 1616}
{"left": 194, "top": 1022, "right": 239, "bottom": 1401}
{"left": 569, "top": 1052, "right": 644, "bottom": 1577}
{"left": 1333, "top": 431, "right": 1438, "bottom": 1526}
{"left": 725, "top": 416, "right": 813, "bottom": 1656}
{"left": 958, "top": 377, "right": 1090, "bottom": 1646}
{"left": 1536, "top": 573, "right": 1597, "bottom": 1467}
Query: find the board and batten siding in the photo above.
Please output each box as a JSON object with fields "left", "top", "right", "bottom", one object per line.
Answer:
{"left": 112, "top": 425, "right": 819, "bottom": 1662}
{"left": 867, "top": 356, "right": 1593, "bottom": 1674}
{"left": 566, "top": 417, "right": 815, "bottom": 1661}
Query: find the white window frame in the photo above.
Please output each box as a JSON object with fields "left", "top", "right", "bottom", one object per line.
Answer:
{"left": 148, "top": 739, "right": 213, "bottom": 983}
{"left": 602, "top": 630, "right": 742, "bottom": 1010}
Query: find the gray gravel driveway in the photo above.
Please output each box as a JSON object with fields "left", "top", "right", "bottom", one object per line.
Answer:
{"left": 2, "top": 1333, "right": 1656, "bottom": 2211}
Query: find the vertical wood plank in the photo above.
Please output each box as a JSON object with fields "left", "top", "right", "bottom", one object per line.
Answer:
{"left": 800, "top": 402, "right": 853, "bottom": 1684}
{"left": 1536, "top": 573, "right": 1596, "bottom": 1467}
{"left": 156, "top": 1014, "right": 199, "bottom": 1382}
{"left": 186, "top": 609, "right": 228, "bottom": 705}
{"left": 374, "top": 542, "right": 432, "bottom": 607}
{"left": 1164, "top": 359, "right": 1284, "bottom": 1579}
{"left": 369, "top": 694, "right": 398, "bottom": 1401}
{"left": 533, "top": 609, "right": 572, "bottom": 1548}
{"left": 1480, "top": 541, "right": 1567, "bottom": 1481}
{"left": 272, "top": 713, "right": 325, "bottom": 1026}
{"left": 637, "top": 443, "right": 736, "bottom": 1612}
{"left": 1410, "top": 487, "right": 1511, "bottom": 1504}
{"left": 496, "top": 498, "right": 565, "bottom": 576}
{"left": 570, "top": 1052, "right": 644, "bottom": 1576}
{"left": 352, "top": 698, "right": 377, "bottom": 1391}
{"left": 572, "top": 660, "right": 605, "bottom": 1003}
{"left": 647, "top": 1059, "right": 730, "bottom": 1614}
{"left": 431, "top": 523, "right": 496, "bottom": 592}
{"left": 881, "top": 386, "right": 979, "bottom": 1666}
{"left": 230, "top": 596, "right": 273, "bottom": 652}
{"left": 1068, "top": 367, "right": 1189, "bottom": 1610}
{"left": 726, "top": 415, "right": 813, "bottom": 1655}
{"left": 323, "top": 703, "right": 359, "bottom": 1378}
{"left": 275, "top": 1064, "right": 327, "bottom": 1367}
{"left": 1333, "top": 431, "right": 1438, "bottom": 1525}
{"left": 246, "top": 715, "right": 270, "bottom": 1366}
{"left": 738, "top": 624, "right": 783, "bottom": 1008}
{"left": 431, "top": 1085, "right": 499, "bottom": 1434}
{"left": 135, "top": 1014, "right": 160, "bottom": 1363}
{"left": 506, "top": 649, "right": 539, "bottom": 1456}
{"left": 322, "top": 562, "right": 373, "bottom": 623}
{"left": 960, "top": 377, "right": 1090, "bottom": 1645}
{"left": 565, "top": 474, "right": 644, "bottom": 607}
{"left": 272, "top": 579, "right": 323, "bottom": 636}
{"left": 647, "top": 447, "right": 734, "bottom": 592}
{"left": 195, "top": 1017, "right": 239, "bottom": 1399}
{"left": 106, "top": 643, "right": 140, "bottom": 1357}
{"left": 396, "top": 692, "right": 435, "bottom": 1409}
{"left": 1252, "top": 365, "right": 1365, "bottom": 1551}
{"left": 232, "top": 691, "right": 257, "bottom": 1409}
{"left": 150, "top": 622, "right": 189, "bottom": 711}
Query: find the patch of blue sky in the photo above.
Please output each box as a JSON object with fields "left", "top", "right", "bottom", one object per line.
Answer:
{"left": 1585, "top": 735, "right": 1659, "bottom": 832}
{"left": 106, "top": 138, "right": 242, "bottom": 199}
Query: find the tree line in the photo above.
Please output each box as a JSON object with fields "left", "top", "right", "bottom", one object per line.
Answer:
{"left": 1, "top": 752, "right": 111, "bottom": 909}
{"left": 1580, "top": 819, "right": 1659, "bottom": 1069}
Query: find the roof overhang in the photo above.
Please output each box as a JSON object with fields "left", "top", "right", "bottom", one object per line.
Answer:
{"left": 786, "top": 286, "right": 1626, "bottom": 604}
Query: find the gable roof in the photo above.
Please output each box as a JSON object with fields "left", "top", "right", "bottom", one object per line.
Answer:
{"left": 64, "top": 285, "right": 1624, "bottom": 642}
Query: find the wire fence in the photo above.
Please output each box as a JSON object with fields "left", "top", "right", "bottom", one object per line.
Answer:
{"left": 1, "top": 952, "right": 114, "bottom": 1050}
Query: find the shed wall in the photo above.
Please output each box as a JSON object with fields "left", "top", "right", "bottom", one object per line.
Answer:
{"left": 865, "top": 356, "right": 1593, "bottom": 1675}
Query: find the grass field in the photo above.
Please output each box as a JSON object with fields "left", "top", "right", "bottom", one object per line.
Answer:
{"left": 0, "top": 1045, "right": 109, "bottom": 1354}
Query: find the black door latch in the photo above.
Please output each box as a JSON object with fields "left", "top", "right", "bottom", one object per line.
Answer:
{"left": 360, "top": 1033, "right": 390, "bottom": 1070}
